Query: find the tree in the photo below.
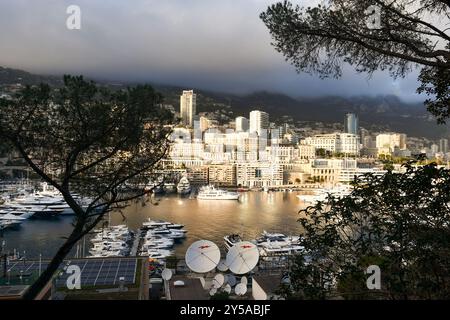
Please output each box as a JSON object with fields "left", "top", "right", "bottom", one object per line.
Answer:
{"left": 288, "top": 162, "right": 450, "bottom": 299}
{"left": 0, "top": 76, "right": 174, "bottom": 299}
{"left": 261, "top": 0, "right": 449, "bottom": 123}
{"left": 261, "top": 1, "right": 450, "bottom": 299}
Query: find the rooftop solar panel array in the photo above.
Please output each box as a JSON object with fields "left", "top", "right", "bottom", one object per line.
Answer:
{"left": 4, "top": 258, "right": 138, "bottom": 288}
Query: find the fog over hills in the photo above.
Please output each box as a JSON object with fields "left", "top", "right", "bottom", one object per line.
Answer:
{"left": 1, "top": 66, "right": 448, "bottom": 139}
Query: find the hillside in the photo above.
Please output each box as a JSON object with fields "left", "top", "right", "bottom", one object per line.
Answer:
{"left": 1, "top": 66, "right": 448, "bottom": 139}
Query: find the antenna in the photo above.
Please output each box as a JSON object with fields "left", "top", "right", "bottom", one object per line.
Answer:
{"left": 225, "top": 241, "right": 259, "bottom": 275}
{"left": 185, "top": 240, "right": 221, "bottom": 273}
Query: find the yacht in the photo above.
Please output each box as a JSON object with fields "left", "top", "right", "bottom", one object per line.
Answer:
{"left": 197, "top": 185, "right": 240, "bottom": 200}
{"left": 177, "top": 177, "right": 191, "bottom": 195}
{"left": 142, "top": 219, "right": 184, "bottom": 230}
{"left": 0, "top": 213, "right": 26, "bottom": 230}
{"left": 297, "top": 184, "right": 352, "bottom": 204}
{"left": 224, "top": 234, "right": 243, "bottom": 250}
{"left": 146, "top": 249, "right": 174, "bottom": 259}
{"left": 255, "top": 231, "right": 303, "bottom": 256}
{"left": 163, "top": 183, "right": 177, "bottom": 194}
{"left": 88, "top": 224, "right": 133, "bottom": 257}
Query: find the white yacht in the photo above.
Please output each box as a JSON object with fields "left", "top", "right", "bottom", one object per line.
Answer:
{"left": 255, "top": 231, "right": 303, "bottom": 256}
{"left": 197, "top": 185, "right": 240, "bottom": 200}
{"left": 163, "top": 183, "right": 177, "bottom": 194}
{"left": 224, "top": 234, "right": 243, "bottom": 250}
{"left": 297, "top": 184, "right": 352, "bottom": 204}
{"left": 177, "top": 177, "right": 191, "bottom": 195}
{"left": 142, "top": 219, "right": 184, "bottom": 230}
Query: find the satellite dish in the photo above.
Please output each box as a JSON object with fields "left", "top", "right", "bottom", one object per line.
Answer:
{"left": 161, "top": 269, "right": 173, "bottom": 281}
{"left": 227, "top": 274, "right": 237, "bottom": 287}
{"left": 209, "top": 287, "right": 217, "bottom": 296}
{"left": 185, "top": 240, "right": 221, "bottom": 273}
{"left": 234, "top": 283, "right": 247, "bottom": 296}
{"left": 240, "top": 276, "right": 248, "bottom": 285}
{"left": 226, "top": 241, "right": 259, "bottom": 275}
{"left": 224, "top": 284, "right": 232, "bottom": 294}
{"left": 212, "top": 274, "right": 225, "bottom": 288}
{"left": 217, "top": 260, "right": 229, "bottom": 272}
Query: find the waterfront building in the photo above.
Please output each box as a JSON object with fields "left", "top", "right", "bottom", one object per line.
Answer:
{"left": 236, "top": 163, "right": 283, "bottom": 188}
{"left": 186, "top": 167, "right": 209, "bottom": 185}
{"left": 249, "top": 110, "right": 269, "bottom": 136}
{"left": 180, "top": 90, "right": 197, "bottom": 127}
{"left": 303, "top": 159, "right": 385, "bottom": 184}
{"left": 208, "top": 164, "right": 237, "bottom": 187}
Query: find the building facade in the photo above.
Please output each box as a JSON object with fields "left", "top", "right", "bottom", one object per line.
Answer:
{"left": 180, "top": 90, "right": 197, "bottom": 127}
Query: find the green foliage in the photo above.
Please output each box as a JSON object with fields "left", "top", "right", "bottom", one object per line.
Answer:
{"left": 288, "top": 162, "right": 450, "bottom": 299}
{"left": 418, "top": 65, "right": 450, "bottom": 124}
{"left": 261, "top": 0, "right": 450, "bottom": 122}
{"left": 0, "top": 75, "right": 175, "bottom": 299}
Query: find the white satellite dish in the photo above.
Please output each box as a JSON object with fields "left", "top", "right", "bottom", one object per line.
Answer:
{"left": 217, "top": 260, "right": 229, "bottom": 272}
{"left": 234, "top": 283, "right": 247, "bottom": 296}
{"left": 185, "top": 240, "right": 221, "bottom": 273}
{"left": 240, "top": 276, "right": 248, "bottom": 285}
{"left": 226, "top": 241, "right": 259, "bottom": 275}
{"left": 212, "top": 274, "right": 225, "bottom": 288}
{"left": 161, "top": 268, "right": 173, "bottom": 281}
{"left": 209, "top": 287, "right": 217, "bottom": 296}
{"left": 224, "top": 284, "right": 232, "bottom": 294}
{"left": 227, "top": 274, "right": 237, "bottom": 287}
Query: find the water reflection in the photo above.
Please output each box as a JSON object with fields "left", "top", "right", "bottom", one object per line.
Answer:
{"left": 1, "top": 191, "right": 308, "bottom": 258}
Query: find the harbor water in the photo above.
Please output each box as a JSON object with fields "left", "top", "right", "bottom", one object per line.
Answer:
{"left": 1, "top": 191, "right": 308, "bottom": 258}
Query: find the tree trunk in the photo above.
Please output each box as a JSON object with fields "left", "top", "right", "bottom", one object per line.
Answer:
{"left": 22, "top": 227, "right": 83, "bottom": 300}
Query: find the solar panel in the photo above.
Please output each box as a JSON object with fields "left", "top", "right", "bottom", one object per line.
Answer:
{"left": 5, "top": 258, "right": 139, "bottom": 288}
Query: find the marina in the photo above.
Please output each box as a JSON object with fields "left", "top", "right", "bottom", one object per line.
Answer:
{"left": 0, "top": 190, "right": 310, "bottom": 260}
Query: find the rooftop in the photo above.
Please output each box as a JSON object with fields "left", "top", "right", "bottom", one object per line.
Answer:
{"left": 167, "top": 275, "right": 209, "bottom": 301}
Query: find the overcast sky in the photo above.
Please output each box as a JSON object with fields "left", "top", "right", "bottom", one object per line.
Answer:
{"left": 0, "top": 0, "right": 424, "bottom": 101}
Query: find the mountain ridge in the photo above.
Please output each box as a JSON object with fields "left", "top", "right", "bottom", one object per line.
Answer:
{"left": 1, "top": 66, "right": 448, "bottom": 139}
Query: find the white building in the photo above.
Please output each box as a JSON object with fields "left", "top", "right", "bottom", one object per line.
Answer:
{"left": 376, "top": 133, "right": 407, "bottom": 156}
{"left": 303, "top": 133, "right": 360, "bottom": 155}
{"left": 303, "top": 159, "right": 385, "bottom": 184}
{"left": 237, "top": 163, "right": 283, "bottom": 188}
{"left": 439, "top": 138, "right": 448, "bottom": 154}
{"left": 249, "top": 110, "right": 269, "bottom": 136}
{"left": 180, "top": 90, "right": 197, "bottom": 127}
{"left": 344, "top": 113, "right": 359, "bottom": 135}
{"left": 235, "top": 116, "right": 249, "bottom": 132}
